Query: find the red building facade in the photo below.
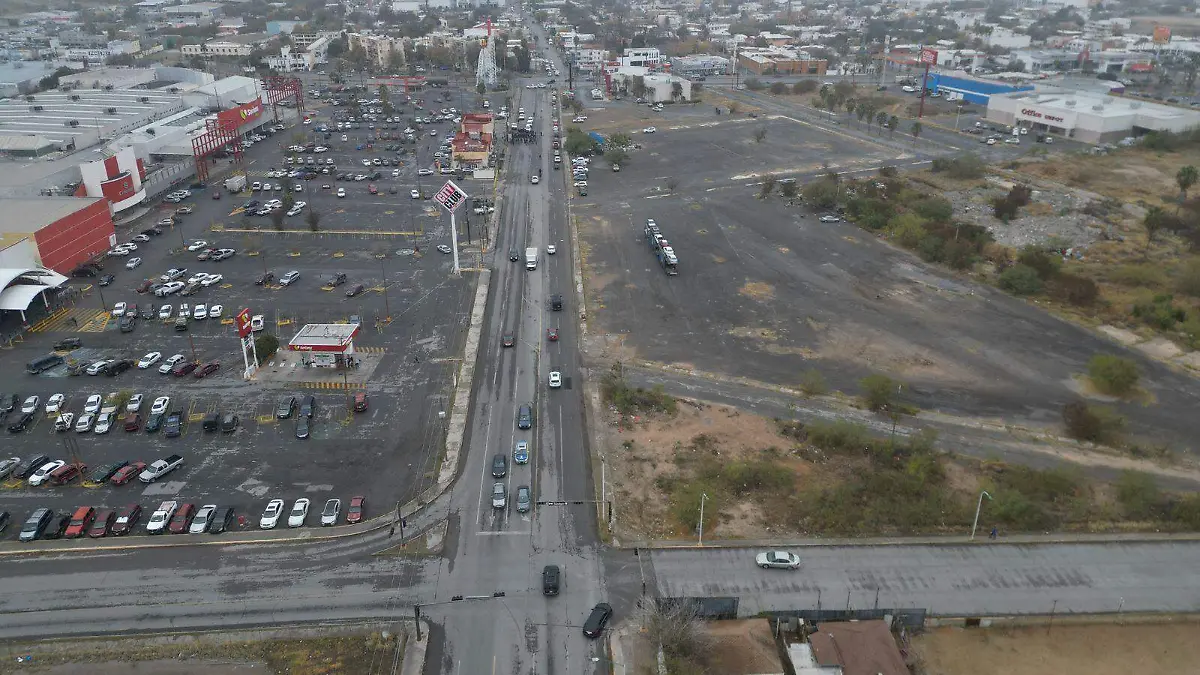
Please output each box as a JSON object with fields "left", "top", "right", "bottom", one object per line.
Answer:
{"left": 32, "top": 199, "right": 115, "bottom": 273}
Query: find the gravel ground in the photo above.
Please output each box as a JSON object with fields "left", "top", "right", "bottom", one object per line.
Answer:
{"left": 946, "top": 179, "right": 1108, "bottom": 249}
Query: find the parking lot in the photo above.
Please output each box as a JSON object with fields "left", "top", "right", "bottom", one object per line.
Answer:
{"left": 0, "top": 83, "right": 498, "bottom": 540}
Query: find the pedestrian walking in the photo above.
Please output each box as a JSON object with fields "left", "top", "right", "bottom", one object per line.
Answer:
{"left": 389, "top": 525, "right": 395, "bottom": 537}
{"left": 989, "top": 526, "right": 998, "bottom": 540}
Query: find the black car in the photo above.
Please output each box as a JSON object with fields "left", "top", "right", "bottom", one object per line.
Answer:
{"left": 105, "top": 359, "right": 134, "bottom": 375}
{"left": 52, "top": 337, "right": 82, "bottom": 351}
{"left": 13, "top": 454, "right": 50, "bottom": 479}
{"left": 255, "top": 271, "right": 275, "bottom": 286}
{"left": 517, "top": 404, "right": 533, "bottom": 430}
{"left": 210, "top": 507, "right": 235, "bottom": 533}
{"left": 296, "top": 415, "right": 311, "bottom": 439}
{"left": 7, "top": 412, "right": 35, "bottom": 433}
{"left": 299, "top": 395, "right": 316, "bottom": 418}
{"left": 542, "top": 565, "right": 561, "bottom": 596}
{"left": 491, "top": 453, "right": 508, "bottom": 478}
{"left": 119, "top": 315, "right": 137, "bottom": 333}
{"left": 276, "top": 395, "right": 297, "bottom": 419}
{"left": 164, "top": 410, "right": 183, "bottom": 437}
{"left": 0, "top": 511, "right": 10, "bottom": 533}
{"left": 146, "top": 412, "right": 165, "bottom": 433}
{"left": 19, "top": 508, "right": 54, "bottom": 542}
{"left": 0, "top": 393, "right": 16, "bottom": 415}
{"left": 89, "top": 460, "right": 129, "bottom": 483}
{"left": 551, "top": 295, "right": 563, "bottom": 311}
{"left": 98, "top": 274, "right": 115, "bottom": 287}
{"left": 71, "top": 265, "right": 99, "bottom": 278}
{"left": 328, "top": 272, "right": 347, "bottom": 287}
{"left": 346, "top": 284, "right": 365, "bottom": 297}
{"left": 582, "top": 602, "right": 613, "bottom": 638}
{"left": 41, "top": 513, "right": 72, "bottom": 540}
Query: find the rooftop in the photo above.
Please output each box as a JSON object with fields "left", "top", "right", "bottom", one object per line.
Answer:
{"left": 807, "top": 620, "right": 907, "bottom": 675}
{"left": 0, "top": 87, "right": 187, "bottom": 150}
{"left": 1009, "top": 88, "right": 1200, "bottom": 122}
{"left": 0, "top": 197, "right": 107, "bottom": 234}
{"left": 288, "top": 323, "right": 361, "bottom": 348}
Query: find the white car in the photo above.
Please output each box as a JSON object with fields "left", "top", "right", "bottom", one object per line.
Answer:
{"left": 418, "top": 168, "right": 434, "bottom": 176}
{"left": 186, "top": 241, "right": 208, "bottom": 252}
{"left": 288, "top": 498, "right": 310, "bottom": 527}
{"left": 293, "top": 201, "right": 307, "bottom": 210}
{"left": 159, "top": 355, "right": 185, "bottom": 374}
{"left": 361, "top": 159, "right": 372, "bottom": 167}
{"left": 572, "top": 116, "right": 588, "bottom": 122}
{"left": 547, "top": 244, "right": 557, "bottom": 255}
{"left": 44, "top": 393, "right": 65, "bottom": 414}
{"left": 531, "top": 175, "right": 540, "bottom": 184}
{"left": 158, "top": 304, "right": 172, "bottom": 320}
{"left": 193, "top": 304, "right": 208, "bottom": 320}
{"left": 155, "top": 281, "right": 185, "bottom": 297}
{"left": 548, "top": 370, "right": 562, "bottom": 388}
{"left": 94, "top": 412, "right": 114, "bottom": 434}
{"left": 643, "top": 126, "right": 657, "bottom": 134}
{"left": 28, "top": 461, "right": 65, "bottom": 486}
{"left": 819, "top": 215, "right": 841, "bottom": 223}
{"left": 126, "top": 393, "right": 144, "bottom": 413}
{"left": 75, "top": 413, "right": 95, "bottom": 433}
{"left": 337, "top": 188, "right": 346, "bottom": 198}
{"left": 150, "top": 396, "right": 171, "bottom": 415}
{"left": 112, "top": 302, "right": 127, "bottom": 317}
{"left": 54, "top": 413, "right": 75, "bottom": 432}
{"left": 190, "top": 505, "right": 218, "bottom": 534}
{"left": 342, "top": 134, "right": 349, "bottom": 141}
{"left": 755, "top": 550, "right": 802, "bottom": 569}
{"left": 251, "top": 314, "right": 265, "bottom": 332}
{"left": 178, "top": 303, "right": 190, "bottom": 319}
{"left": 280, "top": 271, "right": 300, "bottom": 286}
{"left": 209, "top": 304, "right": 223, "bottom": 318}
{"left": 260, "top": 499, "right": 285, "bottom": 529}
{"left": 187, "top": 273, "right": 209, "bottom": 285}
{"left": 201, "top": 274, "right": 223, "bottom": 287}
{"left": 85, "top": 360, "right": 112, "bottom": 376}
{"left": 83, "top": 394, "right": 103, "bottom": 414}
{"left": 320, "top": 498, "right": 341, "bottom": 526}
{"left": 574, "top": 180, "right": 588, "bottom": 187}
{"left": 411, "top": 189, "right": 420, "bottom": 199}
{"left": 126, "top": 257, "right": 143, "bottom": 270}
{"left": 138, "top": 352, "right": 162, "bottom": 369}
{"left": 314, "top": 146, "right": 327, "bottom": 153}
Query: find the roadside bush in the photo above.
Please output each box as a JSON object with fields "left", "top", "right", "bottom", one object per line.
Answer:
{"left": 1062, "top": 400, "right": 1126, "bottom": 444}
{"left": 912, "top": 196, "right": 954, "bottom": 223}
{"left": 998, "top": 264, "right": 1043, "bottom": 295}
{"left": 805, "top": 420, "right": 875, "bottom": 454}
{"left": 1132, "top": 293, "right": 1186, "bottom": 329}
{"left": 886, "top": 213, "right": 928, "bottom": 248}
{"left": 917, "top": 234, "right": 945, "bottom": 263}
{"left": 845, "top": 197, "right": 894, "bottom": 230}
{"left": 998, "top": 465, "right": 1086, "bottom": 508}
{"left": 796, "top": 462, "right": 965, "bottom": 535}
{"left": 254, "top": 333, "right": 279, "bottom": 364}
{"left": 942, "top": 238, "right": 977, "bottom": 271}
{"left": 1017, "top": 246, "right": 1062, "bottom": 279}
{"left": 1165, "top": 493, "right": 1200, "bottom": 529}
{"left": 992, "top": 195, "right": 1021, "bottom": 221}
{"left": 1087, "top": 354, "right": 1140, "bottom": 396}
{"left": 793, "top": 80, "right": 818, "bottom": 94}
{"left": 1116, "top": 471, "right": 1162, "bottom": 520}
{"left": 770, "top": 82, "right": 788, "bottom": 95}
{"left": 859, "top": 373, "right": 901, "bottom": 412}
{"left": 798, "top": 369, "right": 828, "bottom": 396}
{"left": 988, "top": 490, "right": 1057, "bottom": 530}
{"left": 1111, "top": 263, "right": 1169, "bottom": 288}
{"left": 1048, "top": 272, "right": 1099, "bottom": 306}
{"left": 744, "top": 77, "right": 765, "bottom": 91}
{"left": 930, "top": 153, "right": 986, "bottom": 179}
{"left": 801, "top": 178, "right": 839, "bottom": 208}
{"left": 600, "top": 364, "right": 677, "bottom": 415}
{"left": 1175, "top": 258, "right": 1200, "bottom": 297}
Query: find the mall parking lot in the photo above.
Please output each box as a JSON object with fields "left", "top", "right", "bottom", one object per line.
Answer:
{"left": 0, "top": 100, "right": 485, "bottom": 541}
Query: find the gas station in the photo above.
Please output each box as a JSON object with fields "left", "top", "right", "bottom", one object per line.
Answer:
{"left": 287, "top": 323, "right": 364, "bottom": 369}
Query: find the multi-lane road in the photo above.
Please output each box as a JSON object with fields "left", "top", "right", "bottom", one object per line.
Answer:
{"left": 4, "top": 16, "right": 1200, "bottom": 675}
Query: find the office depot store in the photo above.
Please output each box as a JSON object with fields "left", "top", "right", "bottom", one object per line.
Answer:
{"left": 987, "top": 89, "right": 1200, "bottom": 144}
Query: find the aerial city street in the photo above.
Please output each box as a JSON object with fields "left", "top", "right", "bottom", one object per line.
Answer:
{"left": 2, "top": 0, "right": 1200, "bottom": 672}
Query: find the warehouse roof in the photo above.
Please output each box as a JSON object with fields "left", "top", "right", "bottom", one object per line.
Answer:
{"left": 288, "top": 323, "right": 361, "bottom": 350}
{"left": 0, "top": 134, "right": 57, "bottom": 153}
{"left": 0, "top": 197, "right": 106, "bottom": 234}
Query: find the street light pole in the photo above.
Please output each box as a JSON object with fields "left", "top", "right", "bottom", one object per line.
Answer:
{"left": 970, "top": 490, "right": 992, "bottom": 540}
{"left": 697, "top": 492, "right": 708, "bottom": 546}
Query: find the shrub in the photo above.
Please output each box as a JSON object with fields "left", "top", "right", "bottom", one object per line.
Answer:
{"left": 887, "top": 212, "right": 928, "bottom": 248}
{"left": 917, "top": 234, "right": 945, "bottom": 262}
{"left": 992, "top": 195, "right": 1021, "bottom": 221}
{"left": 913, "top": 196, "right": 954, "bottom": 223}
{"left": 845, "top": 197, "right": 894, "bottom": 230}
{"left": 801, "top": 178, "right": 839, "bottom": 208}
{"left": 859, "top": 373, "right": 901, "bottom": 411}
{"left": 1132, "top": 293, "right": 1185, "bottom": 329}
{"left": 943, "top": 238, "right": 977, "bottom": 270}
{"left": 744, "top": 77, "right": 765, "bottom": 91}
{"left": 1087, "top": 354, "right": 1140, "bottom": 396}
{"left": 793, "top": 80, "right": 817, "bottom": 94}
{"left": 600, "top": 365, "right": 677, "bottom": 415}
{"left": 798, "top": 369, "right": 827, "bottom": 396}
{"left": 1062, "top": 400, "right": 1125, "bottom": 444}
{"left": 1111, "top": 263, "right": 1169, "bottom": 288}
{"left": 929, "top": 153, "right": 985, "bottom": 179}
{"left": 1175, "top": 258, "right": 1200, "bottom": 297}
{"left": 806, "top": 420, "right": 874, "bottom": 454}
{"left": 1017, "top": 246, "right": 1062, "bottom": 279}
{"left": 999, "top": 264, "right": 1043, "bottom": 295}
{"left": 770, "top": 82, "right": 788, "bottom": 95}
{"left": 1115, "top": 471, "right": 1162, "bottom": 520}
{"left": 254, "top": 333, "right": 279, "bottom": 364}
{"left": 1048, "top": 273, "right": 1099, "bottom": 306}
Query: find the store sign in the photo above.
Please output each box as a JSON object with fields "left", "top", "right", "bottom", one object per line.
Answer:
{"left": 1020, "top": 107, "right": 1069, "bottom": 125}
{"left": 217, "top": 98, "right": 263, "bottom": 128}
{"left": 434, "top": 180, "right": 468, "bottom": 213}
{"left": 235, "top": 308, "right": 253, "bottom": 338}
{"left": 919, "top": 48, "right": 938, "bottom": 65}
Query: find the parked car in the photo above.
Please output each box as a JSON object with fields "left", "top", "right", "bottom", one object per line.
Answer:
{"left": 139, "top": 454, "right": 184, "bottom": 482}
{"left": 111, "top": 504, "right": 142, "bottom": 535}
{"left": 320, "top": 498, "right": 341, "bottom": 526}
{"left": 189, "top": 504, "right": 218, "bottom": 534}
{"left": 87, "top": 508, "right": 117, "bottom": 538}
{"left": 260, "top": 499, "right": 285, "bottom": 529}
{"left": 288, "top": 498, "right": 310, "bottom": 527}
{"left": 346, "top": 496, "right": 366, "bottom": 524}
{"left": 582, "top": 603, "right": 613, "bottom": 638}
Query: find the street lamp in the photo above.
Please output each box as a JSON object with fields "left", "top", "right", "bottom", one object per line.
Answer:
{"left": 697, "top": 492, "right": 708, "bottom": 546}
{"left": 970, "top": 490, "right": 992, "bottom": 540}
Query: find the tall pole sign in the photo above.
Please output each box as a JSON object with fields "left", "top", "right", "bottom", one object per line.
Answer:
{"left": 917, "top": 48, "right": 938, "bottom": 119}
{"left": 236, "top": 308, "right": 259, "bottom": 379}
{"left": 434, "top": 180, "right": 468, "bottom": 274}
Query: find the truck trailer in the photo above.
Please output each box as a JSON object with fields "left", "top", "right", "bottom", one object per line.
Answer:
{"left": 224, "top": 174, "right": 247, "bottom": 193}
{"left": 525, "top": 247, "right": 538, "bottom": 270}
{"left": 644, "top": 220, "right": 679, "bottom": 275}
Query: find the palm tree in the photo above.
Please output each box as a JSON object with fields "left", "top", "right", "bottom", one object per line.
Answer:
{"left": 855, "top": 102, "right": 868, "bottom": 129}
{"left": 910, "top": 120, "right": 922, "bottom": 145}
{"left": 876, "top": 111, "right": 889, "bottom": 133}
{"left": 888, "top": 115, "right": 899, "bottom": 139}
{"left": 844, "top": 97, "right": 855, "bottom": 122}
{"left": 1142, "top": 205, "right": 1169, "bottom": 257}
{"left": 1176, "top": 165, "right": 1198, "bottom": 201}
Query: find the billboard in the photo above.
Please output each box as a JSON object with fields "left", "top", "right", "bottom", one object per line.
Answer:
{"left": 919, "top": 48, "right": 938, "bottom": 65}
{"left": 236, "top": 308, "right": 253, "bottom": 338}
{"left": 217, "top": 98, "right": 263, "bottom": 129}
{"left": 1154, "top": 25, "right": 1172, "bottom": 45}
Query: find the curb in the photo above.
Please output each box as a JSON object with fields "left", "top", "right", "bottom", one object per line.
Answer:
{"left": 399, "top": 620, "right": 429, "bottom": 675}
{"left": 625, "top": 531, "right": 1200, "bottom": 551}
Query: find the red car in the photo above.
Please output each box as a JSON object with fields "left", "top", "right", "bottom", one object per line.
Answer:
{"left": 50, "top": 462, "right": 88, "bottom": 485}
{"left": 136, "top": 279, "right": 154, "bottom": 294}
{"left": 63, "top": 506, "right": 95, "bottom": 539}
{"left": 110, "top": 461, "right": 146, "bottom": 485}
{"left": 111, "top": 504, "right": 142, "bottom": 535}
{"left": 346, "top": 496, "right": 366, "bottom": 524}
{"left": 368, "top": 184, "right": 378, "bottom": 194}
{"left": 212, "top": 190, "right": 221, "bottom": 200}
{"left": 547, "top": 328, "right": 559, "bottom": 342}
{"left": 88, "top": 509, "right": 117, "bottom": 538}
{"left": 172, "top": 361, "right": 199, "bottom": 377}
{"left": 194, "top": 361, "right": 220, "bottom": 379}
{"left": 353, "top": 392, "right": 368, "bottom": 412}
{"left": 168, "top": 503, "right": 196, "bottom": 534}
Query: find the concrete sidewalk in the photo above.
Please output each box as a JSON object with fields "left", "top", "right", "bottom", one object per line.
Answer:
{"left": 625, "top": 530, "right": 1200, "bottom": 551}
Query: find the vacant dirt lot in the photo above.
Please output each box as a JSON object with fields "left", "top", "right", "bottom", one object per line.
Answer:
{"left": 913, "top": 620, "right": 1200, "bottom": 675}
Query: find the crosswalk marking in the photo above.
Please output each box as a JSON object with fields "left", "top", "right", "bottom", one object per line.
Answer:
{"left": 29, "top": 308, "right": 108, "bottom": 333}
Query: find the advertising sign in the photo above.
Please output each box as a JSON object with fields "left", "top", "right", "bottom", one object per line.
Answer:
{"left": 919, "top": 48, "right": 938, "bottom": 65}
{"left": 1017, "top": 106, "right": 1076, "bottom": 129}
{"left": 1154, "top": 25, "right": 1172, "bottom": 45}
{"left": 434, "top": 180, "right": 468, "bottom": 213}
{"left": 235, "top": 308, "right": 253, "bottom": 338}
{"left": 217, "top": 98, "right": 263, "bottom": 129}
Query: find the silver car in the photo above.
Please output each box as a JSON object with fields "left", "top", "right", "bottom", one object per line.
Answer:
{"left": 755, "top": 550, "right": 801, "bottom": 569}
{"left": 280, "top": 270, "right": 301, "bottom": 286}
{"left": 320, "top": 498, "right": 341, "bottom": 526}
{"left": 516, "top": 485, "right": 531, "bottom": 513}
{"left": 491, "top": 482, "right": 507, "bottom": 509}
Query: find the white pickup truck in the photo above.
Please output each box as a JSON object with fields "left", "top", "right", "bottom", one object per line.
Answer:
{"left": 146, "top": 500, "right": 179, "bottom": 534}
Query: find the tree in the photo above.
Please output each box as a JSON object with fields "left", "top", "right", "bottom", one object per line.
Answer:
{"left": 1143, "top": 205, "right": 1169, "bottom": 256}
{"left": 254, "top": 333, "right": 280, "bottom": 364}
{"left": 753, "top": 126, "right": 767, "bottom": 143}
{"left": 802, "top": 178, "right": 839, "bottom": 208}
{"left": 1088, "top": 354, "right": 1140, "bottom": 397}
{"left": 477, "top": 82, "right": 486, "bottom": 95}
{"left": 608, "top": 132, "right": 633, "bottom": 149}
{"left": 759, "top": 174, "right": 777, "bottom": 198}
{"left": 604, "top": 147, "right": 629, "bottom": 166}
{"left": 793, "top": 80, "right": 817, "bottom": 94}
{"left": 910, "top": 120, "right": 922, "bottom": 145}
{"left": 1177, "top": 165, "right": 1198, "bottom": 201}
{"left": 875, "top": 110, "right": 889, "bottom": 133}
{"left": 859, "top": 374, "right": 901, "bottom": 412}
{"left": 270, "top": 209, "right": 285, "bottom": 231}
{"left": 307, "top": 208, "right": 321, "bottom": 232}
{"left": 844, "top": 97, "right": 856, "bottom": 121}
{"left": 998, "top": 264, "right": 1043, "bottom": 295}
{"left": 888, "top": 115, "right": 899, "bottom": 139}
{"left": 671, "top": 81, "right": 684, "bottom": 101}
{"left": 779, "top": 181, "right": 799, "bottom": 199}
